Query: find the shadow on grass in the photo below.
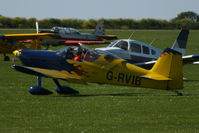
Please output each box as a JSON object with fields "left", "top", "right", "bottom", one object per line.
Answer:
{"left": 184, "top": 79, "right": 199, "bottom": 82}
{"left": 55, "top": 92, "right": 190, "bottom": 98}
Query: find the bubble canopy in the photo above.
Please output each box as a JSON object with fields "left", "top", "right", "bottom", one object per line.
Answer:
{"left": 56, "top": 46, "right": 121, "bottom": 63}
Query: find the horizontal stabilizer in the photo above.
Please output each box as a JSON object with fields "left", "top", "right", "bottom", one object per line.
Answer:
{"left": 140, "top": 74, "right": 171, "bottom": 80}
{"left": 134, "top": 53, "right": 199, "bottom": 69}
{"left": 183, "top": 54, "right": 199, "bottom": 64}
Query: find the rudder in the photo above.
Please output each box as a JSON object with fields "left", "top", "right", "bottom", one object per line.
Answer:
{"left": 151, "top": 48, "right": 183, "bottom": 90}
{"left": 93, "top": 21, "right": 104, "bottom": 35}
{"left": 171, "top": 29, "right": 189, "bottom": 56}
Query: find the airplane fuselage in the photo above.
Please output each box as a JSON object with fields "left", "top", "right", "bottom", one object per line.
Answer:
{"left": 96, "top": 40, "right": 162, "bottom": 64}
{"left": 17, "top": 47, "right": 181, "bottom": 91}
{"left": 41, "top": 33, "right": 101, "bottom": 46}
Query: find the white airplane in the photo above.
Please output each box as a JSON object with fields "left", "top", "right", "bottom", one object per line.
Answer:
{"left": 96, "top": 29, "right": 199, "bottom": 69}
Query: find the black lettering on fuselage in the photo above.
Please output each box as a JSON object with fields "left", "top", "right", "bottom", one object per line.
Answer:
{"left": 106, "top": 71, "right": 113, "bottom": 80}
{"left": 125, "top": 74, "right": 132, "bottom": 84}
{"left": 131, "top": 75, "right": 135, "bottom": 85}
{"left": 118, "top": 73, "right": 124, "bottom": 83}
{"left": 135, "top": 77, "right": 141, "bottom": 86}
{"left": 106, "top": 71, "right": 141, "bottom": 86}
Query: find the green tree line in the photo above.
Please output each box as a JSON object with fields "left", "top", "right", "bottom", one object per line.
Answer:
{"left": 0, "top": 11, "right": 199, "bottom": 29}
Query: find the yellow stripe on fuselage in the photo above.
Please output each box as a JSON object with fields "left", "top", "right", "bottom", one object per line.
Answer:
{"left": 4, "top": 33, "right": 58, "bottom": 40}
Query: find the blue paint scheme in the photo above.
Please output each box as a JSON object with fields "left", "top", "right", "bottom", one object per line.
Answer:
{"left": 28, "top": 76, "right": 53, "bottom": 95}
{"left": 0, "top": 35, "right": 5, "bottom": 40}
{"left": 176, "top": 29, "right": 189, "bottom": 49}
{"left": 13, "top": 46, "right": 81, "bottom": 95}
{"left": 37, "top": 76, "right": 42, "bottom": 88}
{"left": 19, "top": 46, "right": 74, "bottom": 72}
{"left": 29, "top": 86, "right": 53, "bottom": 95}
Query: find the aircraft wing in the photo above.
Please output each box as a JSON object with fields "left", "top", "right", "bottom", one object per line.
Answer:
{"left": 133, "top": 60, "right": 156, "bottom": 69}
{"left": 182, "top": 54, "right": 199, "bottom": 64}
{"left": 134, "top": 54, "right": 199, "bottom": 69}
{"left": 0, "top": 33, "right": 59, "bottom": 40}
{"left": 59, "top": 40, "right": 108, "bottom": 46}
{"left": 12, "top": 65, "right": 85, "bottom": 83}
{"left": 96, "top": 35, "right": 118, "bottom": 40}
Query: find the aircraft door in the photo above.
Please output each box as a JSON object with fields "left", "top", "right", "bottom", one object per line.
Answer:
{"left": 129, "top": 42, "right": 145, "bottom": 63}
{"left": 150, "top": 48, "right": 159, "bottom": 60}
{"left": 130, "top": 43, "right": 141, "bottom": 53}
{"left": 117, "top": 41, "right": 128, "bottom": 50}
{"left": 142, "top": 45, "right": 150, "bottom": 55}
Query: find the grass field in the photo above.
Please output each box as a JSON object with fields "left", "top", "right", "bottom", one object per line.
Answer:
{"left": 1, "top": 29, "right": 199, "bottom": 133}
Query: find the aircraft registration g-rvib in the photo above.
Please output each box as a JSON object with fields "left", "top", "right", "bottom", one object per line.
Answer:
{"left": 12, "top": 45, "right": 183, "bottom": 96}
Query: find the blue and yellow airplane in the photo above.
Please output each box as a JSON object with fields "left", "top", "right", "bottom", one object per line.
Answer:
{"left": 12, "top": 45, "right": 183, "bottom": 96}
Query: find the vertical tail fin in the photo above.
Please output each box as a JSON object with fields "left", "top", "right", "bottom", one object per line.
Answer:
{"left": 171, "top": 29, "right": 189, "bottom": 56}
{"left": 93, "top": 21, "right": 104, "bottom": 35}
{"left": 151, "top": 48, "right": 183, "bottom": 90}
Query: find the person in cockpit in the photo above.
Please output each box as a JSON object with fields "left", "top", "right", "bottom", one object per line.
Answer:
{"left": 73, "top": 47, "right": 84, "bottom": 61}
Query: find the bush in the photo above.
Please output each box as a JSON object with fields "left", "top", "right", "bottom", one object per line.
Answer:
{"left": 0, "top": 12, "right": 199, "bottom": 29}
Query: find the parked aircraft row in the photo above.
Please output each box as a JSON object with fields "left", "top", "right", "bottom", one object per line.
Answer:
{"left": 0, "top": 21, "right": 117, "bottom": 61}
{"left": 1, "top": 21, "right": 199, "bottom": 96}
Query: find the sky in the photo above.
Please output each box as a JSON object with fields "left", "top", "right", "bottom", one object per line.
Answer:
{"left": 0, "top": 0, "right": 199, "bottom": 20}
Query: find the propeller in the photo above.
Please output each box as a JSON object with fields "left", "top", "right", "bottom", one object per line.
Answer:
{"left": 36, "top": 20, "right": 39, "bottom": 34}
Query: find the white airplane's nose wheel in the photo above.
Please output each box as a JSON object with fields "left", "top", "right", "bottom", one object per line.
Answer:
{"left": 29, "top": 76, "right": 53, "bottom": 95}
{"left": 53, "top": 79, "right": 79, "bottom": 94}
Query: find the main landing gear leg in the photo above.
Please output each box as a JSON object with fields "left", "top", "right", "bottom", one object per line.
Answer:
{"left": 29, "top": 76, "right": 53, "bottom": 95}
{"left": 53, "top": 79, "right": 79, "bottom": 95}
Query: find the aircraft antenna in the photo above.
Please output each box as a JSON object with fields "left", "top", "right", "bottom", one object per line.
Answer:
{"left": 128, "top": 31, "right": 135, "bottom": 40}
{"left": 149, "top": 38, "right": 156, "bottom": 45}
